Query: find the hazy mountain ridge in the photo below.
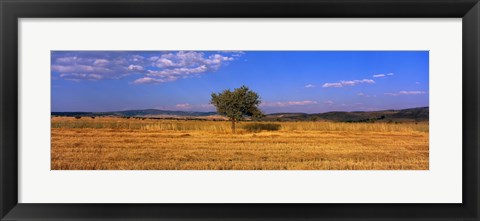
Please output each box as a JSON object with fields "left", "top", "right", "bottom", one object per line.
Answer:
{"left": 263, "top": 107, "right": 428, "bottom": 122}
{"left": 52, "top": 107, "right": 428, "bottom": 122}
{"left": 52, "top": 109, "right": 217, "bottom": 117}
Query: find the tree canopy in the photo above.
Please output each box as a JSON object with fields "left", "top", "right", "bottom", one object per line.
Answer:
{"left": 210, "top": 85, "right": 263, "bottom": 133}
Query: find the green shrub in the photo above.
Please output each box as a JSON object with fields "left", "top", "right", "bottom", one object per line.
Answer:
{"left": 243, "top": 123, "right": 281, "bottom": 132}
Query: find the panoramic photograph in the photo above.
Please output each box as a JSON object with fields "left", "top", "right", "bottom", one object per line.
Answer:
{"left": 51, "top": 51, "right": 429, "bottom": 170}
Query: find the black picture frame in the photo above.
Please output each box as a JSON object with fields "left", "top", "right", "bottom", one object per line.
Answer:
{"left": 1, "top": 0, "right": 479, "bottom": 220}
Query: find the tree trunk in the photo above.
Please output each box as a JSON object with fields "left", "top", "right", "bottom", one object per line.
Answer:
{"left": 231, "top": 118, "right": 236, "bottom": 134}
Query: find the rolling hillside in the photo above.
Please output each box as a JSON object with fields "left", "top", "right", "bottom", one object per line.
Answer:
{"left": 52, "top": 107, "right": 428, "bottom": 122}
{"left": 263, "top": 107, "right": 428, "bottom": 122}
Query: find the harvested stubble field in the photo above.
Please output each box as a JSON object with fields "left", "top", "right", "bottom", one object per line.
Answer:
{"left": 51, "top": 117, "right": 429, "bottom": 170}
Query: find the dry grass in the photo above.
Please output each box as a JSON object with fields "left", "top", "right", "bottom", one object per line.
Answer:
{"left": 51, "top": 117, "right": 429, "bottom": 170}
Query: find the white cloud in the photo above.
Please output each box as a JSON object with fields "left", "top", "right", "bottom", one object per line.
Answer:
{"left": 322, "top": 82, "right": 343, "bottom": 88}
{"left": 130, "top": 55, "right": 145, "bottom": 62}
{"left": 142, "top": 51, "right": 236, "bottom": 84}
{"left": 305, "top": 84, "right": 316, "bottom": 88}
{"left": 52, "top": 51, "right": 243, "bottom": 83}
{"left": 154, "top": 51, "right": 232, "bottom": 70}
{"left": 156, "top": 58, "right": 175, "bottom": 68}
{"left": 147, "top": 56, "right": 159, "bottom": 62}
{"left": 175, "top": 103, "right": 191, "bottom": 109}
{"left": 52, "top": 64, "right": 112, "bottom": 75}
{"left": 132, "top": 77, "right": 167, "bottom": 84}
{"left": 357, "top": 92, "right": 371, "bottom": 98}
{"left": 219, "top": 51, "right": 245, "bottom": 55}
{"left": 56, "top": 56, "right": 77, "bottom": 64}
{"left": 147, "top": 65, "right": 208, "bottom": 77}
{"left": 385, "top": 90, "right": 427, "bottom": 96}
{"left": 128, "top": 64, "right": 144, "bottom": 71}
{"left": 324, "top": 100, "right": 334, "bottom": 105}
{"left": 384, "top": 93, "right": 397, "bottom": 96}
{"left": 199, "top": 104, "right": 214, "bottom": 108}
{"left": 399, "top": 90, "right": 426, "bottom": 95}
{"left": 156, "top": 103, "right": 215, "bottom": 111}
{"left": 261, "top": 100, "right": 318, "bottom": 107}
{"left": 58, "top": 73, "right": 104, "bottom": 81}
{"left": 93, "top": 59, "right": 109, "bottom": 66}
{"left": 322, "top": 79, "right": 375, "bottom": 88}
{"left": 373, "top": 73, "right": 394, "bottom": 78}
{"left": 87, "top": 74, "right": 103, "bottom": 80}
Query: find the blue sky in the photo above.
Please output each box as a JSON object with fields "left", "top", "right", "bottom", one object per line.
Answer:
{"left": 51, "top": 51, "right": 428, "bottom": 114}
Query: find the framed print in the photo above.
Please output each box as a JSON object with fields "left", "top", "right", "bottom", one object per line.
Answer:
{"left": 1, "top": 0, "right": 479, "bottom": 220}
{"left": 49, "top": 50, "right": 430, "bottom": 171}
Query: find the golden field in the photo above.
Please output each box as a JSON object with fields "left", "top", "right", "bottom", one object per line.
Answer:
{"left": 51, "top": 117, "right": 429, "bottom": 170}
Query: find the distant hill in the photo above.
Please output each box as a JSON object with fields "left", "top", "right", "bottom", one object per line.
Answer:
{"left": 263, "top": 107, "right": 428, "bottom": 122}
{"left": 52, "top": 107, "right": 428, "bottom": 122}
{"left": 112, "top": 109, "right": 217, "bottom": 117}
{"left": 52, "top": 109, "right": 218, "bottom": 118}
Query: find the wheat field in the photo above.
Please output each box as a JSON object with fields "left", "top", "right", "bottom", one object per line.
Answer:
{"left": 51, "top": 117, "right": 429, "bottom": 170}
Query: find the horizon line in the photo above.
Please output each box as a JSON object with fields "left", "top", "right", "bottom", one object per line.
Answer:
{"left": 51, "top": 106, "right": 429, "bottom": 115}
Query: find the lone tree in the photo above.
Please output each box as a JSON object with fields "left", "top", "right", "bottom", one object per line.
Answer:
{"left": 210, "top": 85, "right": 263, "bottom": 133}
